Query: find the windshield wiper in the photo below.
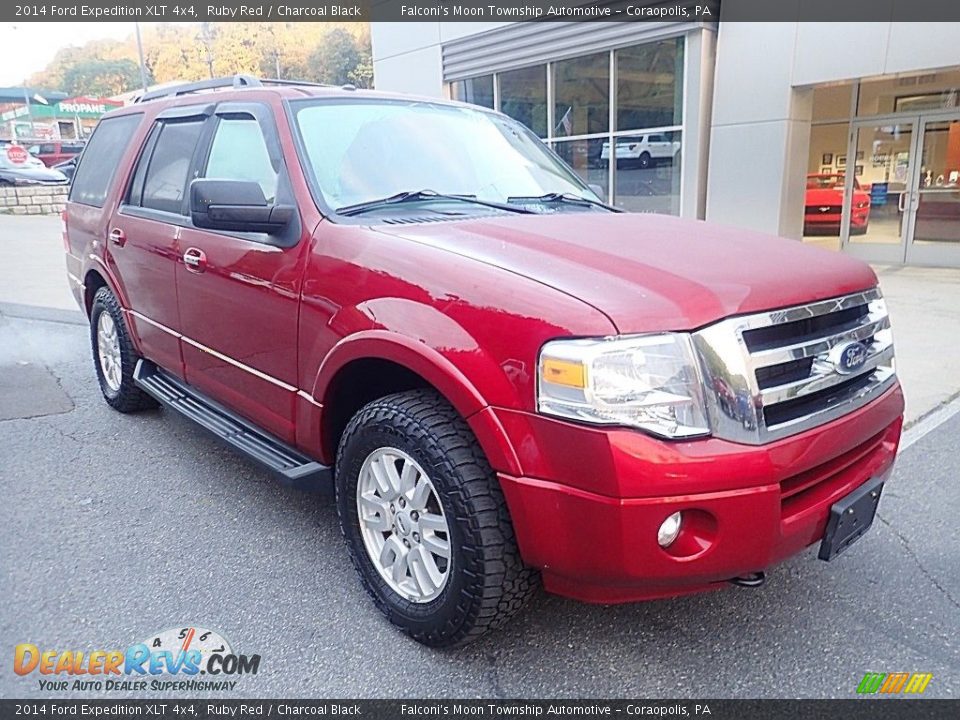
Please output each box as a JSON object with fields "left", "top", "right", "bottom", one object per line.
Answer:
{"left": 336, "top": 190, "right": 536, "bottom": 217}
{"left": 506, "top": 192, "right": 620, "bottom": 212}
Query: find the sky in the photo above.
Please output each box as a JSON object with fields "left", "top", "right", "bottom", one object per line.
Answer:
{"left": 0, "top": 23, "right": 155, "bottom": 87}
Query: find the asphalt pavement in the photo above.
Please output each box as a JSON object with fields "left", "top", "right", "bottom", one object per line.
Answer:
{"left": 1, "top": 306, "right": 957, "bottom": 700}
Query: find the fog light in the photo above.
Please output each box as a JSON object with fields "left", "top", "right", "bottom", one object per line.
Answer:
{"left": 657, "top": 511, "right": 682, "bottom": 547}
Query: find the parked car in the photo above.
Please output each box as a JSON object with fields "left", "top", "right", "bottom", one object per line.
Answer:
{"left": 804, "top": 173, "right": 871, "bottom": 235}
{"left": 0, "top": 144, "right": 69, "bottom": 186}
{"left": 600, "top": 133, "right": 680, "bottom": 168}
{"left": 27, "top": 140, "right": 85, "bottom": 167}
{"left": 65, "top": 76, "right": 902, "bottom": 647}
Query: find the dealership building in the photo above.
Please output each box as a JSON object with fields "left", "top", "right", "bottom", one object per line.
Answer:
{"left": 370, "top": 18, "right": 960, "bottom": 267}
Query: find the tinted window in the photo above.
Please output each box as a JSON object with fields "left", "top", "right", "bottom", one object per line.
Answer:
{"left": 204, "top": 118, "right": 277, "bottom": 201}
{"left": 141, "top": 120, "right": 205, "bottom": 215}
{"left": 69, "top": 114, "right": 142, "bottom": 207}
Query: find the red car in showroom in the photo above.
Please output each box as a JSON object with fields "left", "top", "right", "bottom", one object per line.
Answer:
{"left": 805, "top": 173, "right": 871, "bottom": 235}
{"left": 64, "top": 77, "right": 902, "bottom": 647}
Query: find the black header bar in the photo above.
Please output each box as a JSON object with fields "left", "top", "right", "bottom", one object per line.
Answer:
{"left": 2, "top": 699, "right": 958, "bottom": 719}
{"left": 6, "top": 0, "right": 960, "bottom": 23}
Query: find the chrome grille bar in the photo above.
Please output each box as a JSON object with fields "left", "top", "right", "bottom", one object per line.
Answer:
{"left": 693, "top": 288, "right": 897, "bottom": 445}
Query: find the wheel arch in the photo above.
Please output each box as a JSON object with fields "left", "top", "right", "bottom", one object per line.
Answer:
{"left": 313, "top": 331, "right": 521, "bottom": 476}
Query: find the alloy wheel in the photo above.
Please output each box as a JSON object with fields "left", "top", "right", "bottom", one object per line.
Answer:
{"left": 356, "top": 447, "right": 451, "bottom": 603}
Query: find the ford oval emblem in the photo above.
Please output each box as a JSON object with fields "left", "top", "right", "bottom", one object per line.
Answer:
{"left": 831, "top": 341, "right": 869, "bottom": 375}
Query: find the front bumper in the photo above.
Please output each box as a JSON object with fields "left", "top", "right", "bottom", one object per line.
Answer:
{"left": 493, "top": 383, "right": 903, "bottom": 603}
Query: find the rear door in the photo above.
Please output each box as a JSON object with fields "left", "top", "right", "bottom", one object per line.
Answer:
{"left": 175, "top": 101, "right": 308, "bottom": 443}
{"left": 65, "top": 112, "right": 143, "bottom": 316}
{"left": 111, "top": 105, "right": 212, "bottom": 376}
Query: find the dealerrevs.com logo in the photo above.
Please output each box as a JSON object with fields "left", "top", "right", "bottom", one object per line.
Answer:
{"left": 13, "top": 626, "right": 261, "bottom": 692}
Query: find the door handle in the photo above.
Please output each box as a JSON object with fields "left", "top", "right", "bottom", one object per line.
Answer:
{"left": 898, "top": 192, "right": 908, "bottom": 213}
{"left": 183, "top": 247, "right": 207, "bottom": 273}
{"left": 108, "top": 228, "right": 126, "bottom": 247}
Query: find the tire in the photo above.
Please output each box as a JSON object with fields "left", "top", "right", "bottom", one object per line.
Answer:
{"left": 335, "top": 389, "right": 538, "bottom": 647}
{"left": 89, "top": 286, "right": 157, "bottom": 413}
{"left": 638, "top": 151, "right": 652, "bottom": 169}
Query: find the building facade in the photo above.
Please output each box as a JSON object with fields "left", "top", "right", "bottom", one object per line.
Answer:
{"left": 370, "top": 19, "right": 960, "bottom": 268}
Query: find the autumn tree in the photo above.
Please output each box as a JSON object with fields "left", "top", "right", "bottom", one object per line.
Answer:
{"left": 28, "top": 23, "right": 374, "bottom": 96}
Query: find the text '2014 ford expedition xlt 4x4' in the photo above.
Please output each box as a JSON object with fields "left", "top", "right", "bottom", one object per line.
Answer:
{"left": 64, "top": 76, "right": 903, "bottom": 647}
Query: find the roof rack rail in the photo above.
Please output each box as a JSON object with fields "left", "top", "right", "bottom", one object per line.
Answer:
{"left": 258, "top": 78, "right": 338, "bottom": 89}
{"left": 135, "top": 75, "right": 262, "bottom": 103}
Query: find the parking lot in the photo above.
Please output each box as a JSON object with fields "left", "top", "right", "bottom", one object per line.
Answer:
{"left": 1, "top": 215, "right": 959, "bottom": 699}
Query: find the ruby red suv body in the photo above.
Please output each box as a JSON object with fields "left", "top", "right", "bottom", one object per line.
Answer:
{"left": 64, "top": 78, "right": 903, "bottom": 645}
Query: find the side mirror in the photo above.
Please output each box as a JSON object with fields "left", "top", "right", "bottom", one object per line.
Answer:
{"left": 190, "top": 179, "right": 293, "bottom": 234}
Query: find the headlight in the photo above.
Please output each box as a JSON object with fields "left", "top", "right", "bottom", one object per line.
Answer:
{"left": 537, "top": 333, "right": 710, "bottom": 439}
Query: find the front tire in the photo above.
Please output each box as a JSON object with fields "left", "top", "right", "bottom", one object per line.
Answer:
{"left": 89, "top": 287, "right": 156, "bottom": 413}
{"left": 335, "top": 389, "right": 538, "bottom": 647}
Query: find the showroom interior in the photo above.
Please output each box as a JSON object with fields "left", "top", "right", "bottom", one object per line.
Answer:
{"left": 371, "top": 19, "right": 960, "bottom": 268}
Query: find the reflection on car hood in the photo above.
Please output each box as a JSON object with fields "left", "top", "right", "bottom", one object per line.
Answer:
{"left": 374, "top": 212, "right": 878, "bottom": 333}
{"left": 0, "top": 166, "right": 68, "bottom": 183}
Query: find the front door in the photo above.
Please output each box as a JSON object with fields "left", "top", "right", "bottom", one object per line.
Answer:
{"left": 904, "top": 114, "right": 960, "bottom": 266}
{"left": 840, "top": 118, "right": 919, "bottom": 264}
{"left": 175, "top": 102, "right": 307, "bottom": 443}
{"left": 841, "top": 113, "right": 960, "bottom": 267}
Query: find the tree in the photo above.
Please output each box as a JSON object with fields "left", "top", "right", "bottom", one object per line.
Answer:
{"left": 305, "top": 28, "right": 362, "bottom": 86}
{"left": 28, "top": 23, "right": 374, "bottom": 96}
{"left": 62, "top": 58, "right": 145, "bottom": 96}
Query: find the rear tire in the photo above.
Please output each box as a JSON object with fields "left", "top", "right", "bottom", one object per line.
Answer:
{"left": 335, "top": 389, "right": 538, "bottom": 647}
{"left": 638, "top": 151, "right": 652, "bottom": 169}
{"left": 89, "top": 287, "right": 157, "bottom": 413}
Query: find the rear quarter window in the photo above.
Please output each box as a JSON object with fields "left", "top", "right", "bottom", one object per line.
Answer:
{"left": 69, "top": 114, "right": 143, "bottom": 208}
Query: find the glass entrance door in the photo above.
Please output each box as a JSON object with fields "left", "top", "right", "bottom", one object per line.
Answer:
{"left": 841, "top": 120, "right": 918, "bottom": 263}
{"left": 904, "top": 114, "right": 960, "bottom": 266}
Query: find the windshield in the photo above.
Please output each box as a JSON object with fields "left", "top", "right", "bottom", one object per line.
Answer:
{"left": 807, "top": 174, "right": 861, "bottom": 190}
{"left": 292, "top": 98, "right": 600, "bottom": 212}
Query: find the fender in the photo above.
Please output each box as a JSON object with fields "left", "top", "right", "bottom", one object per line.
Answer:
{"left": 310, "top": 329, "right": 523, "bottom": 475}
{"left": 82, "top": 255, "right": 149, "bottom": 358}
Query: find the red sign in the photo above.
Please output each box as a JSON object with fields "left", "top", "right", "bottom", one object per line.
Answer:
{"left": 6, "top": 145, "right": 28, "bottom": 164}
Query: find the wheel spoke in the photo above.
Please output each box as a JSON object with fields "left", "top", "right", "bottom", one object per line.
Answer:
{"left": 359, "top": 494, "right": 391, "bottom": 532}
{"left": 399, "top": 460, "right": 418, "bottom": 497}
{"left": 418, "top": 512, "right": 447, "bottom": 533}
{"left": 410, "top": 476, "right": 433, "bottom": 510}
{"left": 420, "top": 532, "right": 450, "bottom": 559}
{"left": 409, "top": 545, "right": 443, "bottom": 595}
{"left": 369, "top": 457, "right": 397, "bottom": 499}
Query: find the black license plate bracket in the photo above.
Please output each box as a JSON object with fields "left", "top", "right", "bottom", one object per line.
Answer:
{"left": 818, "top": 474, "right": 885, "bottom": 561}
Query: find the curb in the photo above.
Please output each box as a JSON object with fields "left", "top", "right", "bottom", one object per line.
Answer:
{"left": 0, "top": 302, "right": 86, "bottom": 326}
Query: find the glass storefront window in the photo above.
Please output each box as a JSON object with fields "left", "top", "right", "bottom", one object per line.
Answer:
{"left": 803, "top": 123, "right": 849, "bottom": 247}
{"left": 551, "top": 138, "right": 608, "bottom": 200}
{"left": 499, "top": 65, "right": 547, "bottom": 137}
{"left": 553, "top": 52, "right": 609, "bottom": 138}
{"left": 451, "top": 75, "right": 494, "bottom": 109}
{"left": 616, "top": 38, "right": 683, "bottom": 131}
{"left": 611, "top": 130, "right": 681, "bottom": 214}
{"left": 914, "top": 119, "right": 960, "bottom": 245}
{"left": 812, "top": 84, "right": 854, "bottom": 122}
{"left": 858, "top": 69, "right": 960, "bottom": 116}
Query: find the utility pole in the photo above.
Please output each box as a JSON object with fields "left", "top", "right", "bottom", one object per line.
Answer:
{"left": 134, "top": 22, "right": 149, "bottom": 92}
{"left": 11, "top": 25, "right": 35, "bottom": 141}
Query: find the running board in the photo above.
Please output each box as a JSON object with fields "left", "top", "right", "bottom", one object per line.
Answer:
{"left": 134, "top": 359, "right": 332, "bottom": 493}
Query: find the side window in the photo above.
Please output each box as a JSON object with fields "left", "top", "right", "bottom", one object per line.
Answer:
{"left": 204, "top": 117, "right": 278, "bottom": 201}
{"left": 140, "top": 120, "right": 205, "bottom": 215}
{"left": 70, "top": 114, "right": 142, "bottom": 208}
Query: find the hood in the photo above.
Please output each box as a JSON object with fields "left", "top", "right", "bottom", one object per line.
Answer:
{"left": 0, "top": 165, "right": 68, "bottom": 183}
{"left": 374, "top": 212, "right": 878, "bottom": 333}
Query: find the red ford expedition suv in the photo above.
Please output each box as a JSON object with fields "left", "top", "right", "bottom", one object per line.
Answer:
{"left": 64, "top": 76, "right": 903, "bottom": 647}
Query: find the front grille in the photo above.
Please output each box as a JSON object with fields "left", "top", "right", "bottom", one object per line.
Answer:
{"left": 805, "top": 205, "right": 842, "bottom": 215}
{"left": 692, "top": 288, "right": 896, "bottom": 444}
